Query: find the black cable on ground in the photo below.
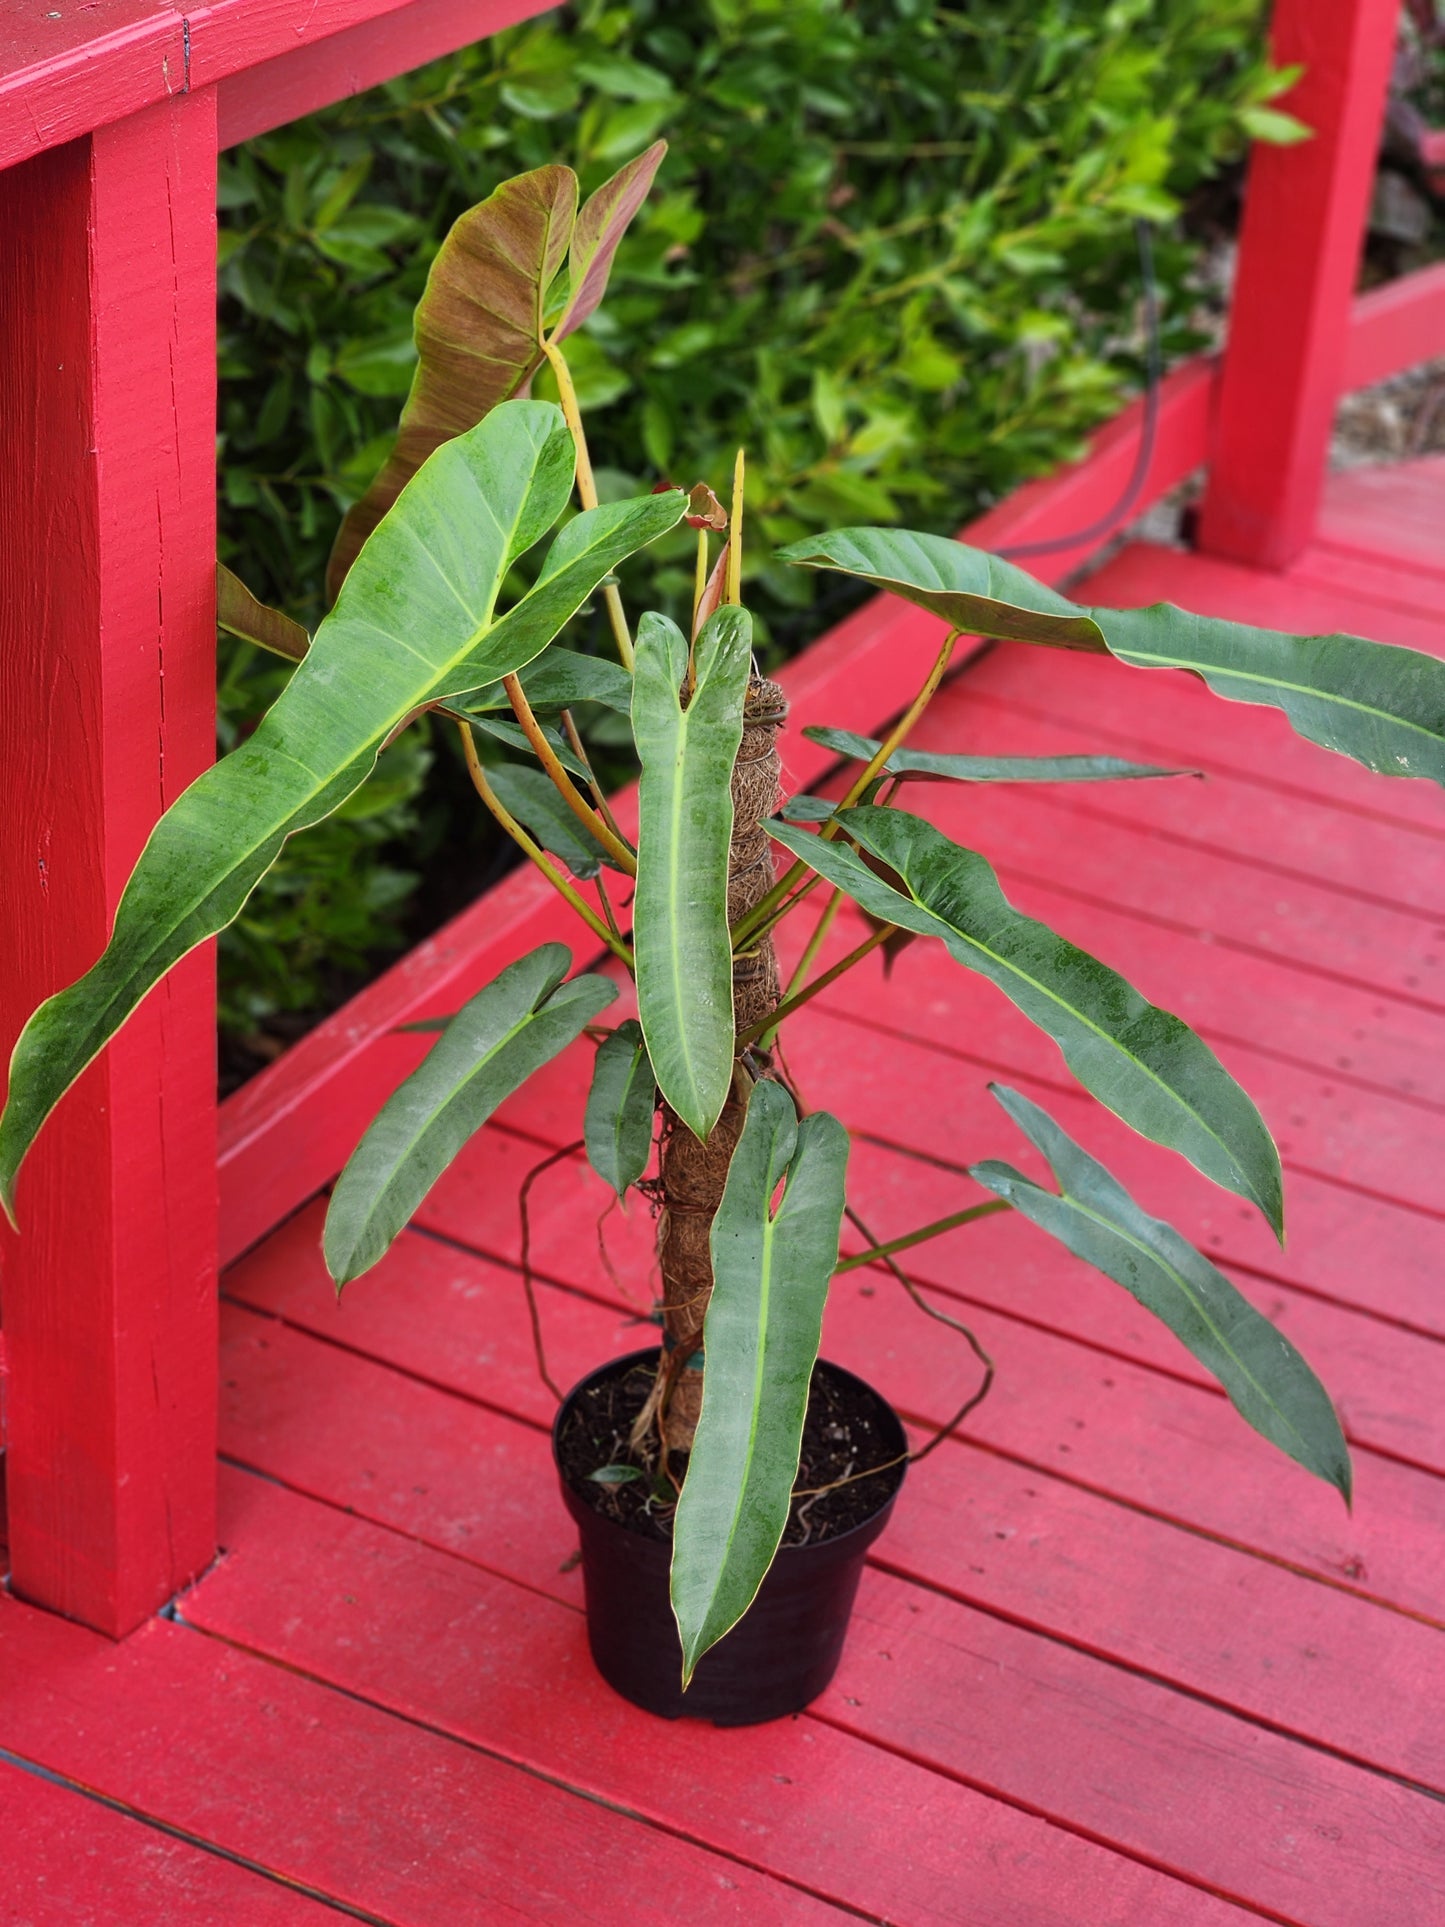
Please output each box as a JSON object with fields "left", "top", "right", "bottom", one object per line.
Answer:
{"left": 996, "top": 218, "right": 1163, "bottom": 562}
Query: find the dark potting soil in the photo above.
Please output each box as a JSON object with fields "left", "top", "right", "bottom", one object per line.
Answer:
{"left": 557, "top": 1353, "right": 906, "bottom": 1549}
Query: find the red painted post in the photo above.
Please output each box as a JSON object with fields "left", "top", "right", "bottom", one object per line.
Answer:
{"left": 1197, "top": 0, "right": 1401, "bottom": 570}
{"left": 0, "top": 90, "right": 220, "bottom": 1636}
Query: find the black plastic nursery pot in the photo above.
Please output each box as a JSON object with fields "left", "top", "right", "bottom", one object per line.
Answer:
{"left": 553, "top": 1347, "right": 907, "bottom": 1725}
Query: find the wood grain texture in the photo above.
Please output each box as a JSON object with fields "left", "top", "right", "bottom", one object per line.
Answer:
{"left": 1198, "top": 0, "right": 1401, "bottom": 567}
{"left": 217, "top": 0, "right": 550, "bottom": 148}
{"left": 216, "top": 1291, "right": 1445, "bottom": 1800}
{"left": 0, "top": 1593, "right": 836, "bottom": 1927}
{"left": 192, "top": 1431, "right": 1445, "bottom": 1925}
{"left": 189, "top": 1465, "right": 1255, "bottom": 1927}
{"left": 0, "top": 1755, "right": 336, "bottom": 1926}
{"left": 0, "top": 94, "right": 220, "bottom": 1635}
{"left": 0, "top": 0, "right": 548, "bottom": 171}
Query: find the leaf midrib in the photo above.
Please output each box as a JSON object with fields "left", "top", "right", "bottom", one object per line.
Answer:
{"left": 1113, "top": 637, "right": 1441, "bottom": 745}
{"left": 1053, "top": 1178, "right": 1327, "bottom": 1468}
{"left": 366, "top": 1002, "right": 544, "bottom": 1234}
{"left": 864, "top": 837, "right": 1271, "bottom": 1218}
{"left": 105, "top": 463, "right": 573, "bottom": 1018}
{"left": 698, "top": 1164, "right": 783, "bottom": 1652}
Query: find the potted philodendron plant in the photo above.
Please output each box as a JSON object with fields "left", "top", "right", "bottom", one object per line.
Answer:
{"left": 4, "top": 153, "right": 1443, "bottom": 1724}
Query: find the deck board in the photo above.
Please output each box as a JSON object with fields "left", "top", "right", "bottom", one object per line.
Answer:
{"left": 8, "top": 458, "right": 1445, "bottom": 1920}
{"left": 0, "top": 1756, "right": 342, "bottom": 1925}
{"left": 215, "top": 1304, "right": 1445, "bottom": 1798}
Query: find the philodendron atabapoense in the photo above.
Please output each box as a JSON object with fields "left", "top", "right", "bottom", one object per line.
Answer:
{"left": 7, "top": 152, "right": 1444, "bottom": 1688}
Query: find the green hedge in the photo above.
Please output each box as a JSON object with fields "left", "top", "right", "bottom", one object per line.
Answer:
{"left": 217, "top": 0, "right": 1286, "bottom": 1038}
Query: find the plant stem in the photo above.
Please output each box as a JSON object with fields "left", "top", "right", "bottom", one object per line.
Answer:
{"left": 726, "top": 448, "right": 745, "bottom": 605}
{"left": 456, "top": 720, "right": 634, "bottom": 968}
{"left": 842, "top": 1202, "right": 996, "bottom": 1463}
{"left": 835, "top": 1200, "right": 1011, "bottom": 1273}
{"left": 734, "top": 922, "right": 893, "bottom": 1047}
{"left": 594, "top": 871, "right": 625, "bottom": 945}
{"left": 693, "top": 528, "right": 709, "bottom": 631}
{"left": 758, "top": 887, "right": 842, "bottom": 1050}
{"left": 502, "top": 673, "right": 638, "bottom": 875}
{"left": 832, "top": 627, "right": 961, "bottom": 812}
{"left": 560, "top": 708, "right": 630, "bottom": 848}
{"left": 542, "top": 337, "right": 634, "bottom": 671}
{"left": 735, "top": 872, "right": 824, "bottom": 960}
{"left": 729, "top": 625, "right": 961, "bottom": 949}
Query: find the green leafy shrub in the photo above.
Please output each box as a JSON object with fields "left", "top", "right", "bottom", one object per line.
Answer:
{"left": 217, "top": 0, "right": 1287, "bottom": 1036}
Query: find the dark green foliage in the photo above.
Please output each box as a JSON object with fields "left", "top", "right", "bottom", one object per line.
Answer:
{"left": 217, "top": 0, "right": 1283, "bottom": 1035}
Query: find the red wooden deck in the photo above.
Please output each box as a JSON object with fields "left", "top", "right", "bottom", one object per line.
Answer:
{"left": 4, "top": 455, "right": 1443, "bottom": 1923}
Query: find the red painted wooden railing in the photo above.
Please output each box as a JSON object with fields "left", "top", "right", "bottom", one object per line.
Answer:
{"left": 1198, "top": 0, "right": 1406, "bottom": 568}
{"left": 0, "top": 0, "right": 553, "bottom": 1640}
{"left": 0, "top": 0, "right": 1435, "bottom": 1638}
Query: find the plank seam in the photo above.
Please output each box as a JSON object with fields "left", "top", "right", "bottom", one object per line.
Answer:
{"left": 958, "top": 683, "right": 1445, "bottom": 845}
{"left": 221, "top": 1244, "right": 1445, "bottom": 1631}
{"left": 1288, "top": 557, "right": 1445, "bottom": 625}
{"left": 799, "top": 1713, "right": 1294, "bottom": 1927}
{"left": 864, "top": 1555, "right": 1445, "bottom": 1804}
{"left": 813, "top": 1005, "right": 1445, "bottom": 1223}
{"left": 214, "top": 1340, "right": 1445, "bottom": 1799}
{"left": 218, "top": 1293, "right": 564, "bottom": 1441}
{"left": 398, "top": 1185, "right": 1445, "bottom": 1488}
{"left": 373, "top": 1128, "right": 1445, "bottom": 1480}
{"left": 821, "top": 976, "right": 1445, "bottom": 1121}
{"left": 166, "top": 1607, "right": 887, "bottom": 1925}
{"left": 900, "top": 1428, "right": 1445, "bottom": 1633}
{"left": 0, "top": 1742, "right": 390, "bottom": 1925}
{"left": 999, "top": 787, "right": 1445, "bottom": 931}
{"left": 199, "top": 1466, "right": 1405, "bottom": 1925}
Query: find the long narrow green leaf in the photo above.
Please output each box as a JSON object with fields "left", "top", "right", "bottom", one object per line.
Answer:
{"left": 584, "top": 1019, "right": 656, "bottom": 1199}
{"left": 216, "top": 563, "right": 310, "bottom": 663}
{"left": 671, "top": 1079, "right": 850, "bottom": 1684}
{"left": 778, "top": 795, "right": 839, "bottom": 824}
{"left": 632, "top": 606, "right": 752, "bottom": 1142}
{"left": 778, "top": 529, "right": 1445, "bottom": 785}
{"left": 486, "top": 764, "right": 619, "bottom": 879}
{"left": 465, "top": 714, "right": 593, "bottom": 780}
{"left": 768, "top": 807, "right": 1283, "bottom": 1238}
{"left": 971, "top": 1084, "right": 1351, "bottom": 1502}
{"left": 551, "top": 141, "right": 667, "bottom": 343}
{"left": 324, "top": 945, "right": 615, "bottom": 1285}
{"left": 804, "top": 725, "right": 1196, "bottom": 785}
{"left": 464, "top": 648, "right": 634, "bottom": 716}
{"left": 328, "top": 167, "right": 577, "bottom": 598}
{"left": 0, "top": 404, "right": 684, "bottom": 1220}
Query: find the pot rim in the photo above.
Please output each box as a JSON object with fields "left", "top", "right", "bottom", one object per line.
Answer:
{"left": 551, "top": 1344, "right": 908, "bottom": 1556}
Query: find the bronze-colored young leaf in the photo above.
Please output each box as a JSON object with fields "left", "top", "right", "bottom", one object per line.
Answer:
{"left": 550, "top": 141, "right": 667, "bottom": 344}
{"left": 216, "top": 563, "right": 310, "bottom": 663}
{"left": 972, "top": 1084, "right": 1351, "bottom": 1503}
{"left": 327, "top": 166, "right": 579, "bottom": 600}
